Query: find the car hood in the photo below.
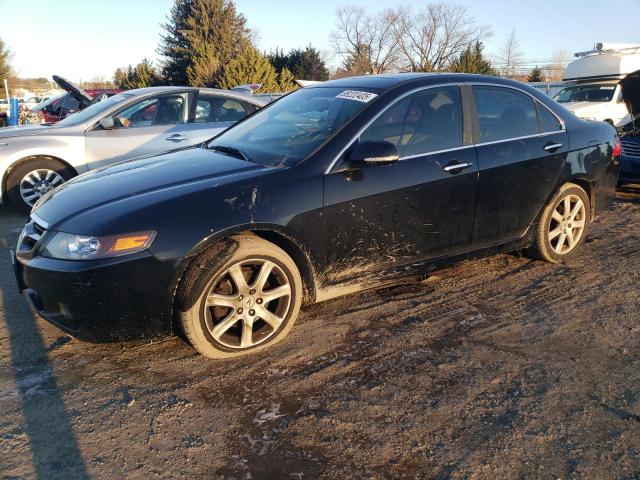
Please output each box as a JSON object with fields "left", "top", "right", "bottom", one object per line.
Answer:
{"left": 33, "top": 147, "right": 268, "bottom": 230}
{"left": 0, "top": 124, "right": 59, "bottom": 139}
{"left": 53, "top": 75, "right": 94, "bottom": 107}
{"left": 561, "top": 101, "right": 605, "bottom": 113}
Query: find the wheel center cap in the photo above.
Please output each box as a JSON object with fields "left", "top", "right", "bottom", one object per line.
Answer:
{"left": 243, "top": 297, "right": 255, "bottom": 308}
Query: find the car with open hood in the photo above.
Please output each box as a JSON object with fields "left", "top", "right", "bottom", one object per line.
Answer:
{"left": 0, "top": 85, "right": 265, "bottom": 212}
{"left": 13, "top": 73, "right": 620, "bottom": 358}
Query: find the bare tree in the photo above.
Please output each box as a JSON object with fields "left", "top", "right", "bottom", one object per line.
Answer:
{"left": 547, "top": 48, "right": 570, "bottom": 81}
{"left": 331, "top": 6, "right": 399, "bottom": 74}
{"left": 497, "top": 29, "right": 523, "bottom": 78}
{"left": 392, "top": 4, "right": 490, "bottom": 72}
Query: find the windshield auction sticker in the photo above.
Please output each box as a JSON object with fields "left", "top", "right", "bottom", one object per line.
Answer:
{"left": 336, "top": 90, "right": 378, "bottom": 103}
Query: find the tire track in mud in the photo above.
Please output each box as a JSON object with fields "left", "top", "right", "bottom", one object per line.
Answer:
{"left": 1, "top": 188, "right": 640, "bottom": 479}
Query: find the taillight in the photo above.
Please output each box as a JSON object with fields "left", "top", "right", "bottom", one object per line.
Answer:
{"left": 612, "top": 139, "right": 622, "bottom": 159}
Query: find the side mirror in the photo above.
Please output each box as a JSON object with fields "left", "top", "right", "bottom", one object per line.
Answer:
{"left": 349, "top": 140, "right": 399, "bottom": 167}
{"left": 99, "top": 117, "right": 114, "bottom": 130}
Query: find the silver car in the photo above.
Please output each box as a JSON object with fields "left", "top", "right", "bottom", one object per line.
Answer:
{"left": 0, "top": 86, "right": 264, "bottom": 212}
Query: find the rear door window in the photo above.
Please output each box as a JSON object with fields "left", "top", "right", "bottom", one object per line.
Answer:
{"left": 193, "top": 95, "right": 253, "bottom": 123}
{"left": 537, "top": 103, "right": 563, "bottom": 133}
{"left": 473, "top": 86, "right": 538, "bottom": 143}
{"left": 360, "top": 86, "right": 463, "bottom": 157}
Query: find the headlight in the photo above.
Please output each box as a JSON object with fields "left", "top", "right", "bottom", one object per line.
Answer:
{"left": 40, "top": 231, "right": 156, "bottom": 260}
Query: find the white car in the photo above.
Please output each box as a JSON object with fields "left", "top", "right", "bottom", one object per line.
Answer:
{"left": 554, "top": 81, "right": 630, "bottom": 126}
{"left": 557, "top": 43, "right": 640, "bottom": 126}
{"left": 0, "top": 86, "right": 264, "bottom": 212}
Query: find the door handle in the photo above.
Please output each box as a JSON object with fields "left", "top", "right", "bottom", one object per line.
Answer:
{"left": 443, "top": 162, "right": 473, "bottom": 173}
{"left": 544, "top": 142, "right": 563, "bottom": 152}
{"left": 166, "top": 134, "right": 189, "bottom": 142}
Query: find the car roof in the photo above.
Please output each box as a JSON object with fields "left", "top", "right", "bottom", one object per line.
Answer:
{"left": 309, "top": 72, "right": 533, "bottom": 93}
{"left": 123, "top": 86, "right": 266, "bottom": 106}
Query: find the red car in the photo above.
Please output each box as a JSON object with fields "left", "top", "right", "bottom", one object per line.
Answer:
{"left": 31, "top": 75, "right": 122, "bottom": 124}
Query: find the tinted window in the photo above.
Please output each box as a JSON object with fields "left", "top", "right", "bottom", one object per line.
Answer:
{"left": 537, "top": 103, "right": 563, "bottom": 133}
{"left": 361, "top": 86, "right": 463, "bottom": 157}
{"left": 473, "top": 86, "right": 538, "bottom": 142}
{"left": 61, "top": 96, "right": 80, "bottom": 113}
{"left": 194, "top": 95, "right": 251, "bottom": 123}
{"left": 113, "top": 94, "right": 185, "bottom": 128}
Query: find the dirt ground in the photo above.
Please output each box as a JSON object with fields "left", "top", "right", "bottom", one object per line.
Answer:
{"left": 1, "top": 186, "right": 640, "bottom": 480}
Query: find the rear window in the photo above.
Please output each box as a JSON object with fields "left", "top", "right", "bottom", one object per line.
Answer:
{"left": 473, "top": 86, "right": 539, "bottom": 143}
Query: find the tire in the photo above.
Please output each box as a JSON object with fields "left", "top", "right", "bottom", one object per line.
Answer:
{"left": 178, "top": 235, "right": 303, "bottom": 359}
{"left": 527, "top": 183, "right": 591, "bottom": 263}
{"left": 6, "top": 158, "right": 75, "bottom": 214}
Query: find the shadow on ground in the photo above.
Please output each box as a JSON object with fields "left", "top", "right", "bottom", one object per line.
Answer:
{"left": 0, "top": 205, "right": 88, "bottom": 479}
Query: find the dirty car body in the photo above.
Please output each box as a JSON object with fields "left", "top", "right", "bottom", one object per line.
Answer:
{"left": 14, "top": 73, "right": 619, "bottom": 343}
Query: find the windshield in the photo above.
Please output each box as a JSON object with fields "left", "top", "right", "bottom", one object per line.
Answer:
{"left": 555, "top": 84, "right": 617, "bottom": 103}
{"left": 56, "top": 93, "right": 134, "bottom": 126}
{"left": 207, "top": 87, "right": 379, "bottom": 167}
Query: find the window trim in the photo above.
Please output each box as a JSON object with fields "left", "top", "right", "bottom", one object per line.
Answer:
{"left": 325, "top": 81, "right": 566, "bottom": 174}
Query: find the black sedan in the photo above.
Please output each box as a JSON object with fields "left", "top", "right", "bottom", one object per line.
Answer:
{"left": 14, "top": 73, "right": 620, "bottom": 358}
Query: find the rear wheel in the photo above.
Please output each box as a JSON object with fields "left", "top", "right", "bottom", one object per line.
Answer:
{"left": 6, "top": 158, "right": 74, "bottom": 214}
{"left": 527, "top": 183, "right": 591, "bottom": 263}
{"left": 178, "top": 235, "right": 303, "bottom": 358}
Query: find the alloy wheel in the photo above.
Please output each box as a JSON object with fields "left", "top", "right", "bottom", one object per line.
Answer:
{"left": 548, "top": 194, "right": 586, "bottom": 255}
{"left": 19, "top": 169, "right": 65, "bottom": 206}
{"left": 203, "top": 259, "right": 292, "bottom": 349}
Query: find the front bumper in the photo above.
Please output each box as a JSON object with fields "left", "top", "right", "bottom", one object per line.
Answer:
{"left": 619, "top": 155, "right": 640, "bottom": 184}
{"left": 14, "top": 251, "right": 181, "bottom": 342}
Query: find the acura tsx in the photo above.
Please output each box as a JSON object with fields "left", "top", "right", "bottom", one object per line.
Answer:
{"left": 14, "top": 73, "right": 620, "bottom": 358}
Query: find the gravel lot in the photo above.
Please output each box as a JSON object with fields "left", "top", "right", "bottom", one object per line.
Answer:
{"left": 1, "top": 186, "right": 639, "bottom": 479}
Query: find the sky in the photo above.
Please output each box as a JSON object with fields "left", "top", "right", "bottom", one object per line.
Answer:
{"left": 1, "top": 0, "right": 639, "bottom": 83}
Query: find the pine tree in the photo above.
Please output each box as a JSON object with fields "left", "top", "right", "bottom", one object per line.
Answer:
{"left": 277, "top": 67, "right": 296, "bottom": 92}
{"left": 113, "top": 68, "right": 127, "bottom": 87}
{"left": 296, "top": 46, "right": 329, "bottom": 81}
{"left": 342, "top": 43, "right": 373, "bottom": 74}
{"left": 216, "top": 46, "right": 280, "bottom": 91}
{"left": 528, "top": 66, "right": 544, "bottom": 82}
{"left": 0, "top": 38, "right": 12, "bottom": 81}
{"left": 448, "top": 41, "right": 496, "bottom": 75}
{"left": 267, "top": 46, "right": 329, "bottom": 82}
{"left": 117, "top": 59, "right": 161, "bottom": 89}
{"left": 158, "top": 0, "right": 251, "bottom": 86}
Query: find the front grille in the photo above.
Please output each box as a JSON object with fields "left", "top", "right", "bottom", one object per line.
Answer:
{"left": 621, "top": 140, "right": 640, "bottom": 159}
{"left": 16, "top": 219, "right": 46, "bottom": 260}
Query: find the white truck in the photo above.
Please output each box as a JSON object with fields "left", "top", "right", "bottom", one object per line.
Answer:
{"left": 555, "top": 43, "right": 640, "bottom": 127}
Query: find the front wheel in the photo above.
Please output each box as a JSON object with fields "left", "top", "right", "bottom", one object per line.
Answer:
{"left": 527, "top": 183, "right": 591, "bottom": 263}
{"left": 6, "top": 158, "right": 75, "bottom": 214}
{"left": 178, "top": 235, "right": 303, "bottom": 358}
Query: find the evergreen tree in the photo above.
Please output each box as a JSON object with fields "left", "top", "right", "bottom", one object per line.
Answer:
{"left": 267, "top": 48, "right": 289, "bottom": 73}
{"left": 216, "top": 46, "right": 280, "bottom": 91}
{"left": 113, "top": 68, "right": 127, "bottom": 87}
{"left": 158, "top": 0, "right": 251, "bottom": 86}
{"left": 277, "top": 67, "right": 296, "bottom": 92}
{"left": 117, "top": 59, "right": 161, "bottom": 89}
{"left": 448, "top": 41, "right": 496, "bottom": 75}
{"left": 528, "top": 66, "right": 544, "bottom": 82}
{"left": 296, "top": 46, "right": 329, "bottom": 80}
{"left": 267, "top": 46, "right": 329, "bottom": 81}
{"left": 342, "top": 43, "right": 373, "bottom": 75}
{"left": 0, "top": 38, "right": 12, "bottom": 81}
